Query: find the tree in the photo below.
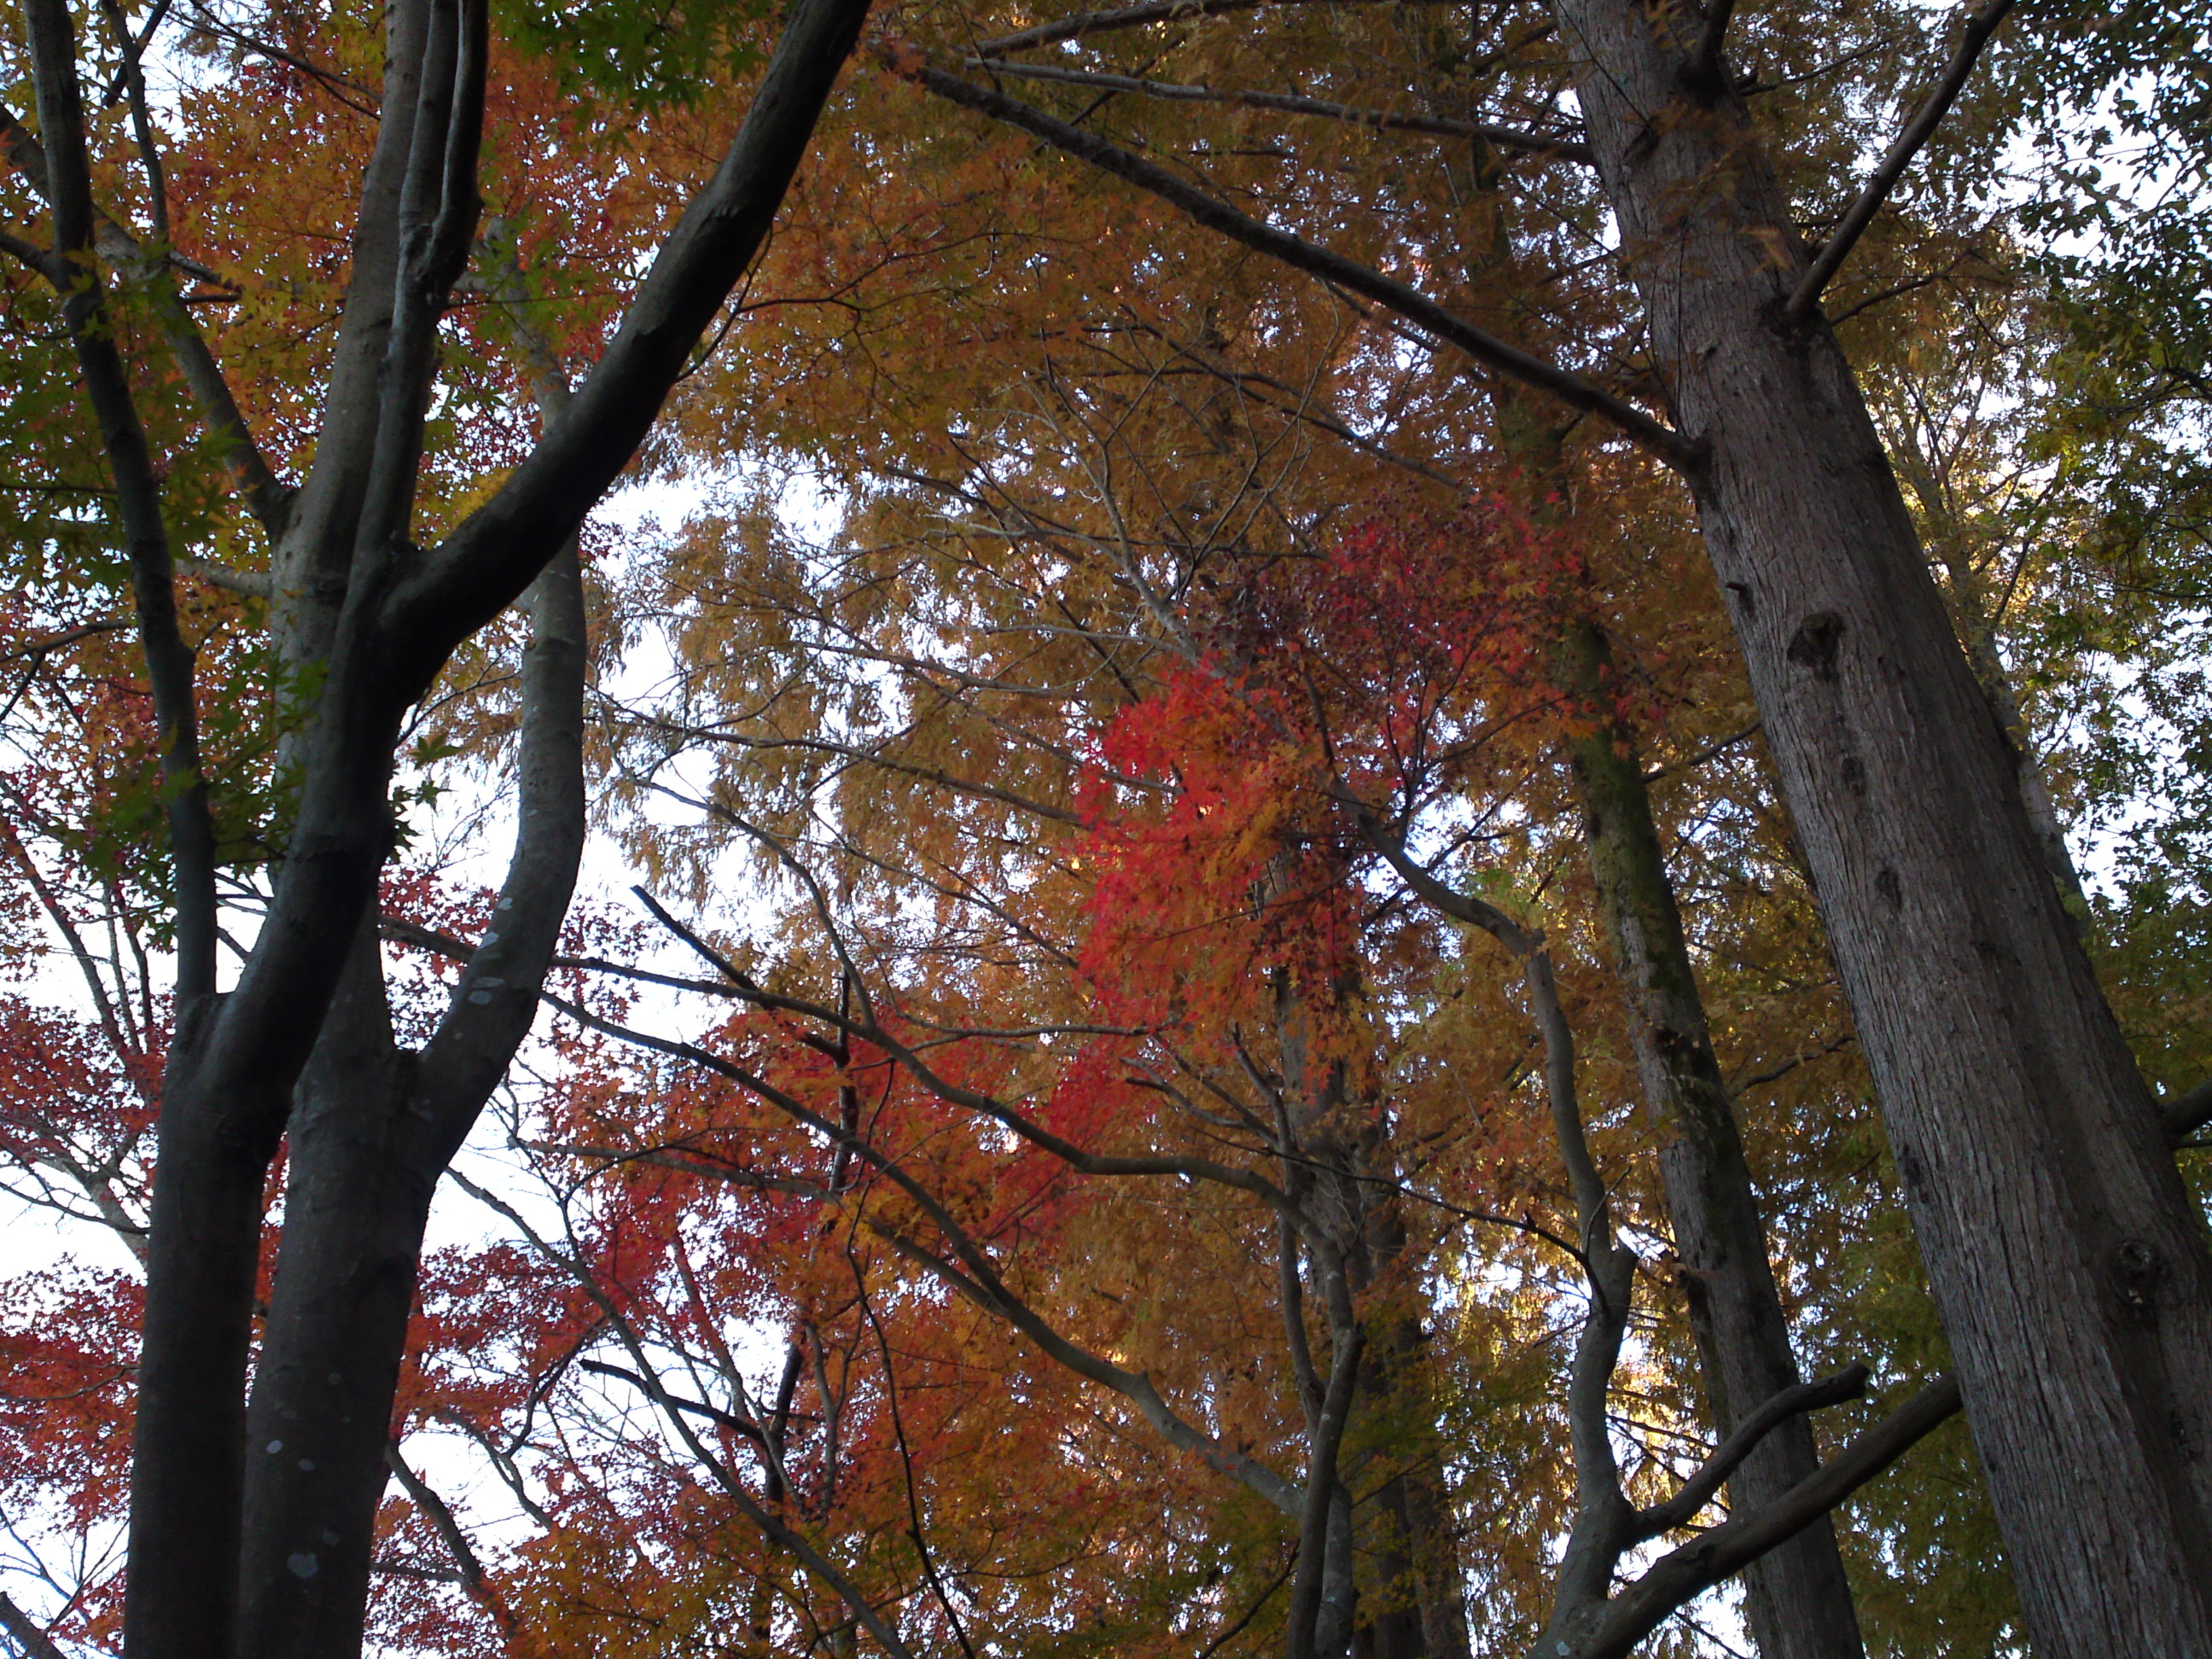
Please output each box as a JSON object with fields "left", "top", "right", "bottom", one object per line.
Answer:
{"left": 3, "top": 0, "right": 2206, "bottom": 1654}
{"left": 550, "top": 354, "right": 1982, "bottom": 1656}
{"left": 2, "top": 0, "right": 871, "bottom": 1650}
{"left": 884, "top": 0, "right": 2212, "bottom": 1644}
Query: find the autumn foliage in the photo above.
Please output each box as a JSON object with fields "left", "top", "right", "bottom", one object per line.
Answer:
{"left": 5, "top": 0, "right": 2209, "bottom": 1652}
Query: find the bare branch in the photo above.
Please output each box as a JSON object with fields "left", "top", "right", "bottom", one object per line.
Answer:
{"left": 899, "top": 60, "right": 1698, "bottom": 470}
{"left": 384, "top": 1441, "right": 492, "bottom": 1602}
{"left": 0, "top": 1592, "right": 67, "bottom": 1659}
{"left": 427, "top": 0, "right": 488, "bottom": 288}
{"left": 619, "top": 879, "right": 1308, "bottom": 1218}
{"left": 529, "top": 975, "right": 1315, "bottom": 1517}
{"left": 1633, "top": 1364, "right": 1870, "bottom": 1539}
{"left": 962, "top": 59, "right": 1592, "bottom": 159}
{"left": 2164, "top": 1078, "right": 2212, "bottom": 1145}
{"left": 866, "top": 1217, "right": 1308, "bottom": 1515}
{"left": 668, "top": 723, "right": 1087, "bottom": 824}
{"left": 973, "top": 0, "right": 1448, "bottom": 56}
{"left": 0, "top": 224, "right": 63, "bottom": 280}
{"left": 579, "top": 1360, "right": 767, "bottom": 1443}
{"left": 0, "top": 101, "right": 224, "bottom": 282}
{"left": 1361, "top": 806, "right": 1649, "bottom": 1642}
{"left": 1786, "top": 0, "right": 2017, "bottom": 320}
{"left": 100, "top": 0, "right": 175, "bottom": 102}
{"left": 1569, "top": 1377, "right": 1963, "bottom": 1659}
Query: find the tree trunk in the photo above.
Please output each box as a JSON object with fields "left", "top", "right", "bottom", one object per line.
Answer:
{"left": 1564, "top": 623, "right": 1862, "bottom": 1659}
{"left": 1549, "top": 1, "right": 2212, "bottom": 1647}
{"left": 235, "top": 930, "right": 416, "bottom": 1656}
{"left": 1887, "top": 441, "right": 2088, "bottom": 927}
{"left": 235, "top": 544, "right": 587, "bottom": 1657}
{"left": 34, "top": 0, "right": 870, "bottom": 1641}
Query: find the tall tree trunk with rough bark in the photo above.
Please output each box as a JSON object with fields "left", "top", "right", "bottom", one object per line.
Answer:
{"left": 1549, "top": 0, "right": 2212, "bottom": 1648}
{"left": 1493, "top": 322, "right": 1867, "bottom": 1650}
{"left": 1563, "top": 623, "right": 1863, "bottom": 1659}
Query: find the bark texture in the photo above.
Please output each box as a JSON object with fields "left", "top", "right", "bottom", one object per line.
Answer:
{"left": 1564, "top": 625, "right": 1863, "bottom": 1659}
{"left": 1550, "top": 1, "right": 2212, "bottom": 1647}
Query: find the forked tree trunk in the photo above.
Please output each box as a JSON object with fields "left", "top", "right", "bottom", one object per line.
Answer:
{"left": 235, "top": 929, "right": 412, "bottom": 1655}
{"left": 1550, "top": 1, "right": 2212, "bottom": 1647}
{"left": 236, "top": 544, "right": 585, "bottom": 1656}
{"left": 90, "top": 0, "right": 874, "bottom": 1644}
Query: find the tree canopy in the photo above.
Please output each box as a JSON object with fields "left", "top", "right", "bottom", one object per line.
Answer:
{"left": 0, "top": 0, "right": 2208, "bottom": 1655}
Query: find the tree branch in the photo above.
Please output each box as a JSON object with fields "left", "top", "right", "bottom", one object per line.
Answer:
{"left": 1568, "top": 1376, "right": 1962, "bottom": 1659}
{"left": 622, "top": 881, "right": 1306, "bottom": 1221}
{"left": 2164, "top": 1078, "right": 2212, "bottom": 1145}
{"left": 1358, "top": 814, "right": 1540, "bottom": 958}
{"left": 0, "top": 223, "right": 63, "bottom": 280}
{"left": 1284, "top": 1321, "right": 1362, "bottom": 1659}
{"left": 1362, "top": 806, "right": 1649, "bottom": 1639}
{"left": 23, "top": 0, "right": 219, "bottom": 1002}
{"left": 0, "top": 100, "right": 290, "bottom": 537}
{"left": 532, "top": 977, "right": 1314, "bottom": 1517}
{"left": 579, "top": 1360, "right": 768, "bottom": 1443}
{"left": 99, "top": 0, "right": 174, "bottom": 105}
{"left": 345, "top": 0, "right": 474, "bottom": 581}
{"left": 1688, "top": 0, "right": 1738, "bottom": 92}
{"left": 1632, "top": 1363, "right": 1869, "bottom": 1538}
{"left": 383, "top": 1441, "right": 491, "bottom": 1600}
{"left": 973, "top": 0, "right": 1450, "bottom": 55}
{"left": 0, "top": 101, "right": 224, "bottom": 282}
{"left": 428, "top": 0, "right": 488, "bottom": 287}
{"left": 381, "top": 0, "right": 876, "bottom": 699}
{"left": 452, "top": 1174, "right": 926, "bottom": 1659}
{"left": 867, "top": 1217, "right": 1309, "bottom": 1516}
{"left": 408, "top": 254, "right": 587, "bottom": 1168}
{"left": 899, "top": 60, "right": 1697, "bottom": 470}
{"left": 95, "top": 0, "right": 171, "bottom": 244}
{"left": 961, "top": 59, "right": 1591, "bottom": 159}
{"left": 1785, "top": 0, "right": 2017, "bottom": 320}
{"left": 0, "top": 1592, "right": 67, "bottom": 1659}
{"left": 179, "top": 558, "right": 275, "bottom": 597}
